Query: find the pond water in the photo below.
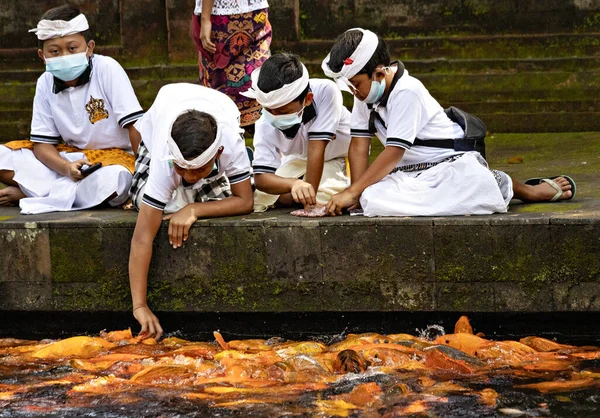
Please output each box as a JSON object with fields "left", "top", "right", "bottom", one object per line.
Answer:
{"left": 1, "top": 314, "right": 599, "bottom": 417}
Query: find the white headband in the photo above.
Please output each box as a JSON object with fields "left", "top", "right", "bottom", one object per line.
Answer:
{"left": 321, "top": 28, "right": 379, "bottom": 87}
{"left": 29, "top": 14, "right": 90, "bottom": 41}
{"left": 241, "top": 62, "right": 309, "bottom": 109}
{"left": 162, "top": 115, "right": 223, "bottom": 170}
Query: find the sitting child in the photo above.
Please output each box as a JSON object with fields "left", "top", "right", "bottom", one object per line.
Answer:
{"left": 128, "top": 83, "right": 253, "bottom": 338}
{"left": 0, "top": 5, "right": 143, "bottom": 213}
{"left": 321, "top": 28, "right": 575, "bottom": 217}
{"left": 241, "top": 53, "right": 351, "bottom": 212}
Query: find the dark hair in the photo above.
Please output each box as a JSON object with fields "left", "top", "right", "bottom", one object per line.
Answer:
{"left": 257, "top": 53, "right": 309, "bottom": 104}
{"left": 37, "top": 5, "right": 92, "bottom": 48}
{"left": 327, "top": 30, "right": 390, "bottom": 75}
{"left": 171, "top": 110, "right": 218, "bottom": 160}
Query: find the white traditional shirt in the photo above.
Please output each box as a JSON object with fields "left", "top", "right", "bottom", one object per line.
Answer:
{"left": 351, "top": 66, "right": 465, "bottom": 167}
{"left": 194, "top": 0, "right": 269, "bottom": 15}
{"left": 134, "top": 83, "right": 251, "bottom": 211}
{"left": 30, "top": 54, "right": 143, "bottom": 153}
{"left": 252, "top": 79, "right": 351, "bottom": 174}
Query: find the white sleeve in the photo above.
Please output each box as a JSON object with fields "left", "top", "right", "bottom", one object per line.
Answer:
{"left": 251, "top": 119, "right": 281, "bottom": 174}
{"left": 30, "top": 76, "right": 61, "bottom": 144}
{"left": 142, "top": 155, "right": 178, "bottom": 211}
{"left": 385, "top": 90, "right": 425, "bottom": 149}
{"left": 98, "top": 56, "right": 144, "bottom": 128}
{"left": 350, "top": 99, "right": 371, "bottom": 138}
{"left": 220, "top": 127, "right": 251, "bottom": 185}
{"left": 308, "top": 81, "right": 343, "bottom": 141}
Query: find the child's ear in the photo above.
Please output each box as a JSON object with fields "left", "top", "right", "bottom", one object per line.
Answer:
{"left": 86, "top": 40, "right": 96, "bottom": 56}
{"left": 304, "top": 92, "right": 314, "bottom": 107}
{"left": 37, "top": 49, "right": 45, "bottom": 63}
{"left": 215, "top": 146, "right": 224, "bottom": 159}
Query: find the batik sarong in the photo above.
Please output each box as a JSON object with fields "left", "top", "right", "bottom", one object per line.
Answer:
{"left": 192, "top": 8, "right": 272, "bottom": 127}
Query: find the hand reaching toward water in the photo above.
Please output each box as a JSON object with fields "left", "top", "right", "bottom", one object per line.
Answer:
{"left": 133, "top": 306, "right": 163, "bottom": 340}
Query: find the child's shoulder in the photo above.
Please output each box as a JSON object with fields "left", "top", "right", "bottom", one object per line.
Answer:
{"left": 90, "top": 54, "right": 126, "bottom": 73}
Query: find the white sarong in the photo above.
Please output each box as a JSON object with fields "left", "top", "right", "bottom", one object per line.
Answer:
{"left": 0, "top": 146, "right": 131, "bottom": 214}
{"left": 360, "top": 152, "right": 512, "bottom": 217}
{"left": 253, "top": 157, "right": 349, "bottom": 212}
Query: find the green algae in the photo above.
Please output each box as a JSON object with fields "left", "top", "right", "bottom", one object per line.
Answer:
{"left": 514, "top": 203, "right": 583, "bottom": 213}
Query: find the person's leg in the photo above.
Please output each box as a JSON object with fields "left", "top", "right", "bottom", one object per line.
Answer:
{"left": 512, "top": 176, "right": 573, "bottom": 202}
{"left": 0, "top": 170, "right": 25, "bottom": 206}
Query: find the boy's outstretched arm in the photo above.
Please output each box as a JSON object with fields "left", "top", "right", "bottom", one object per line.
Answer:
{"left": 255, "top": 173, "right": 316, "bottom": 207}
{"left": 303, "top": 140, "right": 328, "bottom": 205}
{"left": 347, "top": 136, "right": 371, "bottom": 184}
{"left": 327, "top": 146, "right": 405, "bottom": 215}
{"left": 165, "top": 178, "right": 253, "bottom": 248}
{"left": 129, "top": 204, "right": 164, "bottom": 339}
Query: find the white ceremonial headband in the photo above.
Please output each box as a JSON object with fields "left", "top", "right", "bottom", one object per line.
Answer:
{"left": 29, "top": 14, "right": 90, "bottom": 41}
{"left": 162, "top": 110, "right": 223, "bottom": 170}
{"left": 321, "top": 28, "right": 379, "bottom": 88}
{"left": 241, "top": 62, "right": 310, "bottom": 109}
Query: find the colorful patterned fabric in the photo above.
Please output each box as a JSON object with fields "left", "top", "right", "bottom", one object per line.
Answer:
{"left": 192, "top": 8, "right": 271, "bottom": 127}
{"left": 3, "top": 140, "right": 135, "bottom": 174}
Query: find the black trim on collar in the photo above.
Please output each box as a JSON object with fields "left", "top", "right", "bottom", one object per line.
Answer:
{"left": 52, "top": 55, "right": 94, "bottom": 94}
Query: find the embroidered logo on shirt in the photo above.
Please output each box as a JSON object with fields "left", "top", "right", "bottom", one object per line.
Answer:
{"left": 85, "top": 95, "right": 109, "bottom": 124}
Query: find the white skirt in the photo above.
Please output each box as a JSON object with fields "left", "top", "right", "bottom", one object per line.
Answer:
{"left": 360, "top": 152, "right": 512, "bottom": 217}
{"left": 0, "top": 146, "right": 132, "bottom": 214}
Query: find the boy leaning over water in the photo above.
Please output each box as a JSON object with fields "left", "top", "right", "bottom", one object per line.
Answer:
{"left": 128, "top": 83, "right": 253, "bottom": 338}
{"left": 321, "top": 28, "right": 575, "bottom": 217}
{"left": 242, "top": 53, "right": 351, "bottom": 211}
{"left": 0, "top": 5, "right": 143, "bottom": 213}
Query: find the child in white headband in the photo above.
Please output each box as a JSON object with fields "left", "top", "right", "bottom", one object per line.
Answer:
{"left": 321, "top": 28, "right": 575, "bottom": 217}
{"left": 0, "top": 5, "right": 144, "bottom": 212}
{"left": 242, "top": 53, "right": 351, "bottom": 213}
{"left": 128, "top": 83, "right": 253, "bottom": 339}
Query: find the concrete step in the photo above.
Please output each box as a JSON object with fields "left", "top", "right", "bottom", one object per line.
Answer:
{"left": 285, "top": 33, "right": 600, "bottom": 61}
{"left": 4, "top": 55, "right": 600, "bottom": 84}
{"left": 2, "top": 70, "right": 598, "bottom": 109}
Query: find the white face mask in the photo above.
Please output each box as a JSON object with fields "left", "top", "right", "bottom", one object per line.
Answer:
{"left": 262, "top": 107, "right": 305, "bottom": 131}
{"left": 361, "top": 67, "right": 391, "bottom": 104}
{"left": 44, "top": 48, "right": 89, "bottom": 82}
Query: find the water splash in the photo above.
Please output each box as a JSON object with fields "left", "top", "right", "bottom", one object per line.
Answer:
{"left": 417, "top": 324, "right": 446, "bottom": 341}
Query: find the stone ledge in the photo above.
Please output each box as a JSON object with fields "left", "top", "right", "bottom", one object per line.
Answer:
{"left": 0, "top": 206, "right": 598, "bottom": 313}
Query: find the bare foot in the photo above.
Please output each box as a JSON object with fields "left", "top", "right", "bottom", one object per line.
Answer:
{"left": 0, "top": 186, "right": 26, "bottom": 206}
{"left": 522, "top": 177, "right": 573, "bottom": 202}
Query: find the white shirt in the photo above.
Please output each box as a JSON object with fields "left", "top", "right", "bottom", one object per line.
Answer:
{"left": 30, "top": 54, "right": 143, "bottom": 153}
{"left": 252, "top": 79, "right": 351, "bottom": 174}
{"left": 351, "top": 68, "right": 465, "bottom": 167}
{"left": 194, "top": 0, "right": 269, "bottom": 15}
{"left": 134, "top": 83, "right": 251, "bottom": 211}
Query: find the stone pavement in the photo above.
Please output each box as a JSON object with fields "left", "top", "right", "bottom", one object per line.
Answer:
{"left": 0, "top": 133, "right": 599, "bottom": 313}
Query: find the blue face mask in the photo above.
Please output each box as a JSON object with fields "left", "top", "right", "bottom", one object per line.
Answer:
{"left": 263, "top": 107, "right": 304, "bottom": 131}
{"left": 44, "top": 49, "right": 89, "bottom": 82}
{"left": 363, "top": 78, "right": 386, "bottom": 104}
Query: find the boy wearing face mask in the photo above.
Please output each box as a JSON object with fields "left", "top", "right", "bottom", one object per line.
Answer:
{"left": 321, "top": 28, "right": 574, "bottom": 217}
{"left": 242, "top": 53, "right": 351, "bottom": 212}
{"left": 0, "top": 5, "right": 144, "bottom": 213}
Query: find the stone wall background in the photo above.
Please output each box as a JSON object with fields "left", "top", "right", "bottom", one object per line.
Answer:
{"left": 2, "top": 0, "right": 599, "bottom": 64}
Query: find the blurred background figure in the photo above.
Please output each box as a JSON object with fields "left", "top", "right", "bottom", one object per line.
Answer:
{"left": 192, "top": 0, "right": 271, "bottom": 134}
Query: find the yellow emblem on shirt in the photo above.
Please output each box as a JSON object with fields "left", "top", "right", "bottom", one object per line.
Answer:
{"left": 85, "top": 95, "right": 109, "bottom": 124}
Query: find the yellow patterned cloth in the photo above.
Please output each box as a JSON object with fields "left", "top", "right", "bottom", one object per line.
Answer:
{"left": 3, "top": 140, "right": 135, "bottom": 174}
